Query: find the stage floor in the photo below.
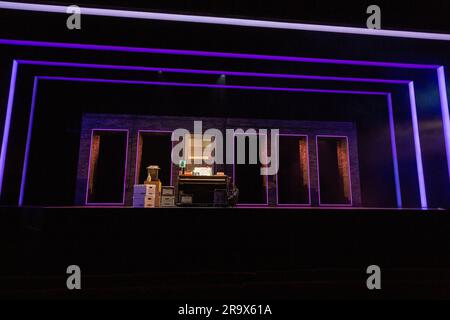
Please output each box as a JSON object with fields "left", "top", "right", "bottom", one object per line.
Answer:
{"left": 22, "top": 205, "right": 447, "bottom": 210}
{"left": 1, "top": 206, "right": 449, "bottom": 298}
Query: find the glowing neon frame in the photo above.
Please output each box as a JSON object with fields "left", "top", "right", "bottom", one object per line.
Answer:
{"left": 14, "top": 70, "right": 408, "bottom": 207}
{"left": 14, "top": 60, "right": 413, "bottom": 85}
{"left": 0, "top": 39, "right": 441, "bottom": 69}
{"left": 19, "top": 76, "right": 397, "bottom": 208}
{"left": 1, "top": 41, "right": 448, "bottom": 208}
{"left": 9, "top": 60, "right": 419, "bottom": 207}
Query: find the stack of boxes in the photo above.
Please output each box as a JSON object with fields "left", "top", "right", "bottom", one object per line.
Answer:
{"left": 132, "top": 182, "right": 160, "bottom": 208}
{"left": 132, "top": 184, "right": 147, "bottom": 208}
{"left": 133, "top": 165, "right": 175, "bottom": 208}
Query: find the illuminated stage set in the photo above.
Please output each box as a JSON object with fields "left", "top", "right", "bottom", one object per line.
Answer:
{"left": 75, "top": 114, "right": 359, "bottom": 208}
{"left": 0, "top": 5, "right": 449, "bottom": 210}
{"left": 0, "top": 2, "right": 450, "bottom": 298}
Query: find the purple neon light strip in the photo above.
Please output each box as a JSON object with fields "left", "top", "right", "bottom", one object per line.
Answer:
{"left": 387, "top": 94, "right": 402, "bottom": 208}
{"left": 408, "top": 82, "right": 427, "bottom": 208}
{"left": 0, "top": 43, "right": 438, "bottom": 208}
{"left": 0, "top": 60, "right": 17, "bottom": 196}
{"left": 4, "top": 61, "right": 420, "bottom": 207}
{"left": 85, "top": 128, "right": 129, "bottom": 206}
{"left": 0, "top": 39, "right": 439, "bottom": 70}
{"left": 316, "top": 135, "right": 353, "bottom": 207}
{"left": 8, "top": 60, "right": 408, "bottom": 208}
{"left": 2, "top": 2, "right": 450, "bottom": 41}
{"left": 16, "top": 60, "right": 411, "bottom": 85}
{"left": 38, "top": 76, "right": 390, "bottom": 96}
{"left": 437, "top": 67, "right": 450, "bottom": 185}
{"left": 275, "top": 134, "right": 312, "bottom": 206}
{"left": 17, "top": 76, "right": 401, "bottom": 208}
{"left": 11, "top": 59, "right": 413, "bottom": 207}
{"left": 18, "top": 76, "right": 38, "bottom": 206}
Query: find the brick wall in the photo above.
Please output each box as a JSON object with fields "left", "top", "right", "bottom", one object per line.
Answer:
{"left": 76, "top": 113, "right": 361, "bottom": 207}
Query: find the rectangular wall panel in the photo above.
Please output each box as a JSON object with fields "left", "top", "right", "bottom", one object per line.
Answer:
{"left": 276, "top": 135, "right": 310, "bottom": 205}
{"left": 233, "top": 133, "right": 268, "bottom": 205}
{"left": 135, "top": 131, "right": 173, "bottom": 186}
{"left": 86, "top": 129, "right": 128, "bottom": 205}
{"left": 316, "top": 136, "right": 352, "bottom": 206}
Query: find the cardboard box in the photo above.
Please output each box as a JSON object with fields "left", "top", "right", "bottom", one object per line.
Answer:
{"left": 160, "top": 195, "right": 175, "bottom": 207}
{"left": 144, "top": 195, "right": 160, "bottom": 208}
{"left": 144, "top": 180, "right": 161, "bottom": 193}
{"left": 133, "top": 183, "right": 161, "bottom": 208}
{"left": 161, "top": 186, "right": 175, "bottom": 196}
{"left": 134, "top": 184, "right": 158, "bottom": 194}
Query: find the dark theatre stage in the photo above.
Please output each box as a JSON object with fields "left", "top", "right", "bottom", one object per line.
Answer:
{"left": 0, "top": 2, "right": 450, "bottom": 299}
{"left": 1, "top": 207, "right": 450, "bottom": 299}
